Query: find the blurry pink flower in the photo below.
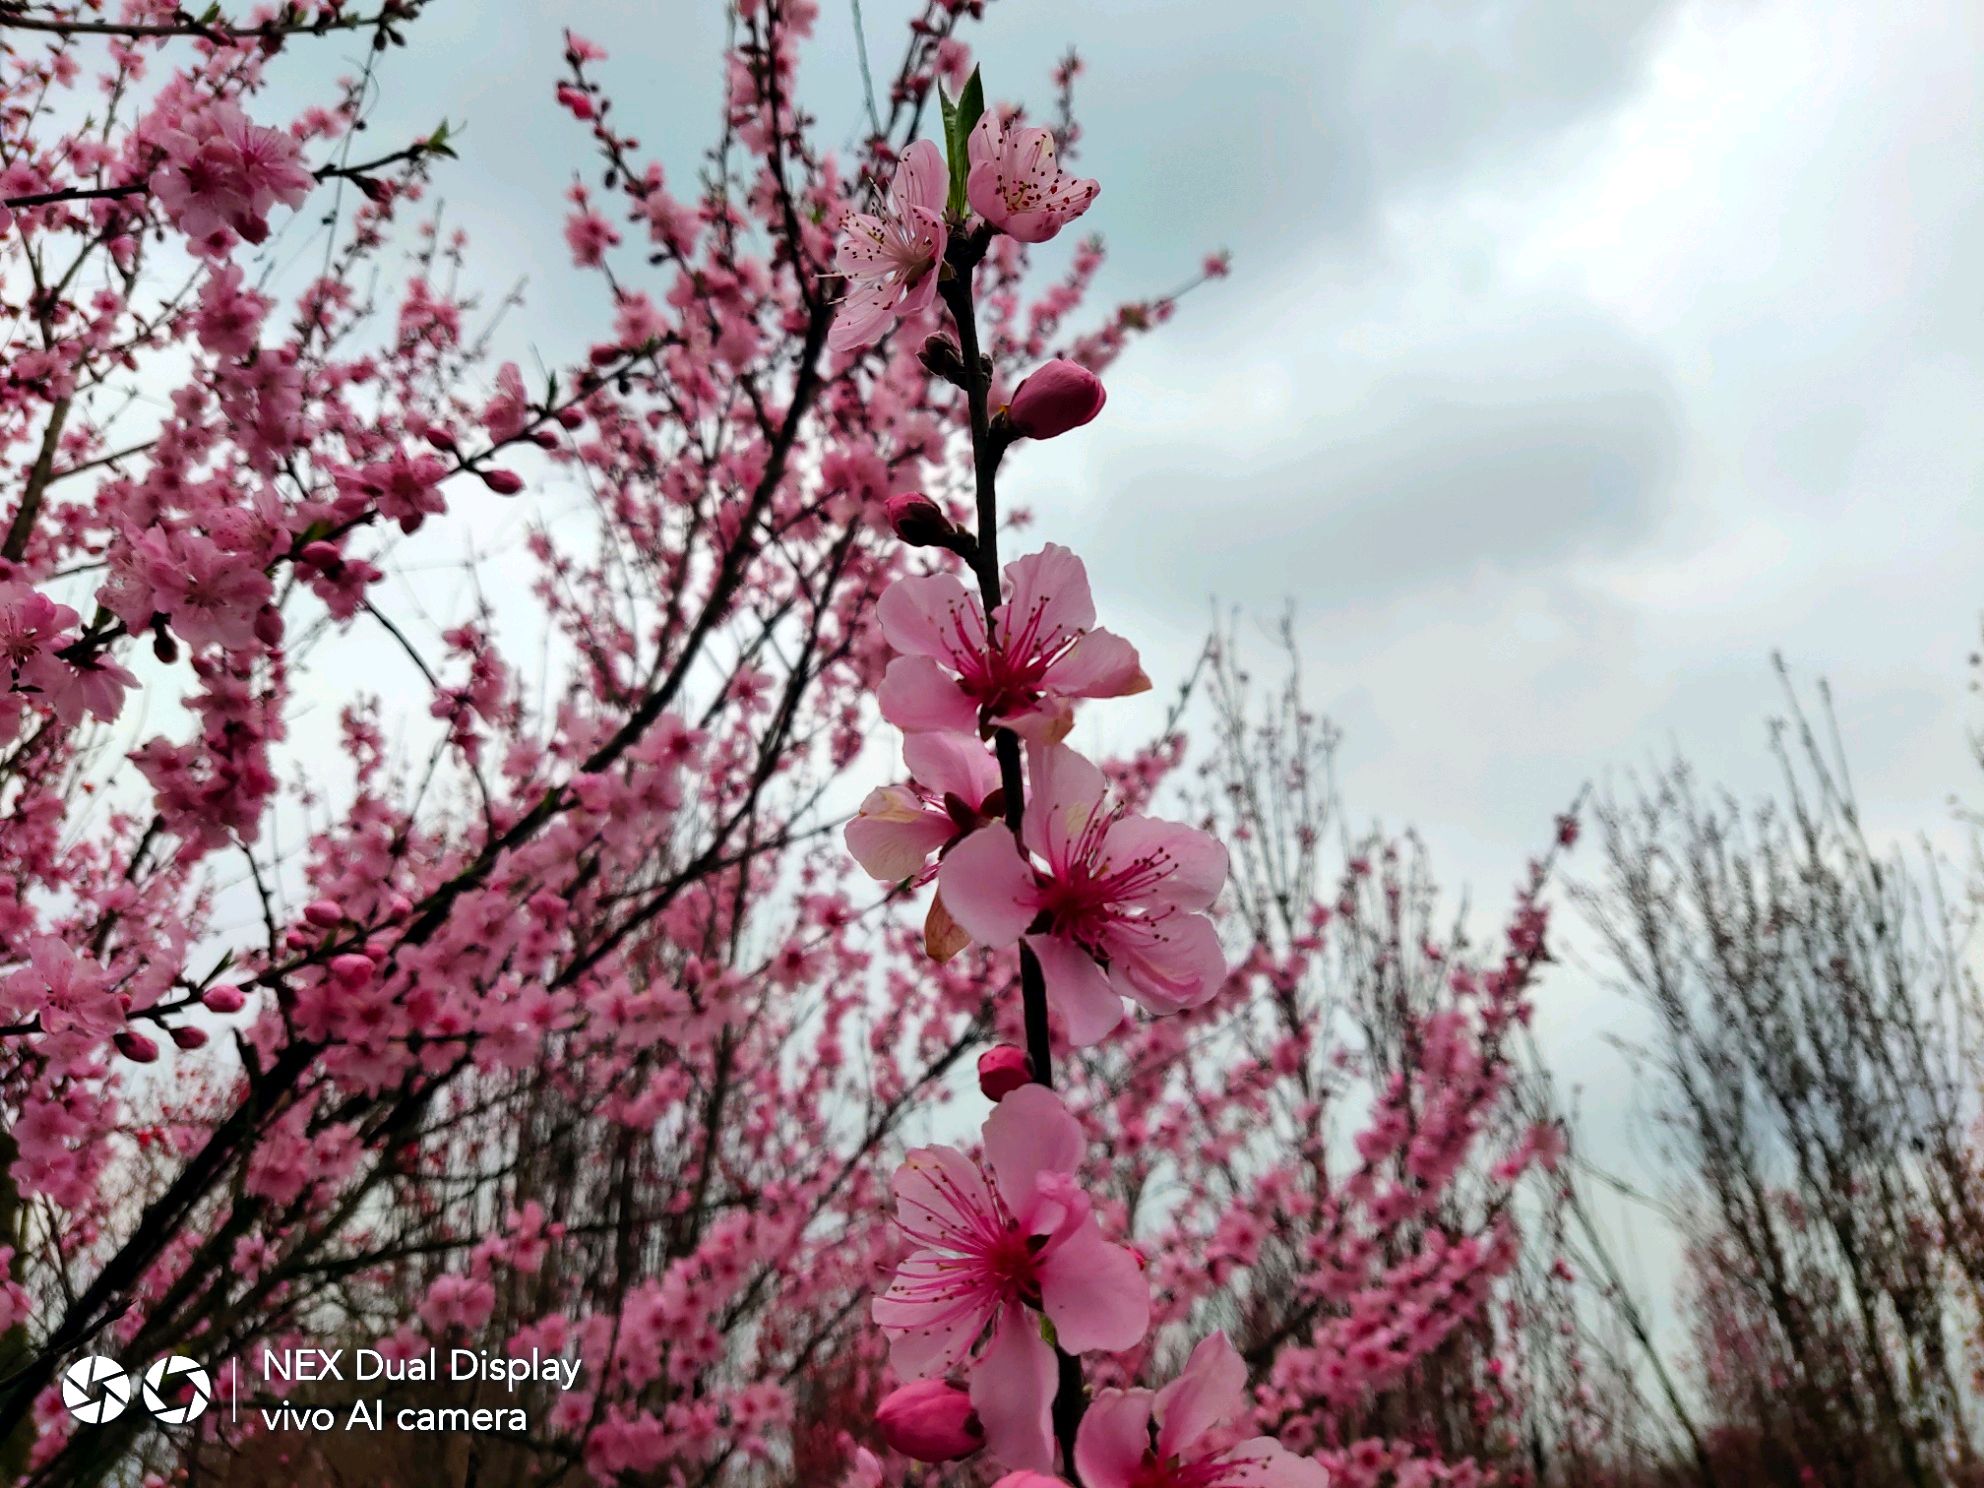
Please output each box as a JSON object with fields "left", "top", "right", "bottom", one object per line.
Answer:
{"left": 877, "top": 544, "right": 1147, "bottom": 739}
{"left": 940, "top": 745, "right": 1228, "bottom": 1045}
{"left": 845, "top": 732, "right": 1002, "bottom": 884}
{"left": 966, "top": 113, "right": 1098, "bottom": 243}
{"left": 873, "top": 1084, "right": 1148, "bottom": 1471}
{"left": 832, "top": 140, "right": 949, "bottom": 353}
{"left": 1007, "top": 360, "right": 1105, "bottom": 440}
{"left": 992, "top": 1477, "right": 1070, "bottom": 1488}
{"left": 1075, "top": 1332, "right": 1327, "bottom": 1488}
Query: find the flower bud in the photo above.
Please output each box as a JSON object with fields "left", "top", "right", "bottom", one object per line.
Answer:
{"left": 919, "top": 334, "right": 967, "bottom": 386}
{"left": 991, "top": 1476, "right": 1071, "bottom": 1488}
{"left": 875, "top": 1380, "right": 984, "bottom": 1464}
{"left": 479, "top": 467, "right": 525, "bottom": 495}
{"left": 886, "top": 493, "right": 956, "bottom": 549}
{"left": 202, "top": 985, "right": 247, "bottom": 1014}
{"left": 304, "top": 899, "right": 344, "bottom": 929}
{"left": 299, "top": 540, "right": 343, "bottom": 572}
{"left": 977, "top": 1045, "right": 1033, "bottom": 1102}
{"left": 114, "top": 1029, "right": 160, "bottom": 1064}
{"left": 1007, "top": 359, "right": 1105, "bottom": 440}
{"left": 254, "top": 605, "right": 285, "bottom": 646}
{"left": 170, "top": 1025, "right": 209, "bottom": 1051}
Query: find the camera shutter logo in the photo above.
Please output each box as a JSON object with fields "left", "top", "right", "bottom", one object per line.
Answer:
{"left": 61, "top": 1357, "right": 131, "bottom": 1425}
{"left": 140, "top": 1356, "right": 212, "bottom": 1425}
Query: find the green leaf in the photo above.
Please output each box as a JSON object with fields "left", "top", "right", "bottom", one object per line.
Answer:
{"left": 941, "top": 66, "right": 984, "bottom": 218}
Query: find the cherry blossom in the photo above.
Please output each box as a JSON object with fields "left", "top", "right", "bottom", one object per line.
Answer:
{"left": 967, "top": 111, "right": 1099, "bottom": 244}
{"left": 873, "top": 1083, "right": 1148, "bottom": 1470}
{"left": 1076, "top": 1333, "right": 1329, "bottom": 1488}
{"left": 831, "top": 140, "right": 950, "bottom": 353}
{"left": 940, "top": 744, "right": 1229, "bottom": 1044}
{"left": 878, "top": 544, "right": 1149, "bottom": 739}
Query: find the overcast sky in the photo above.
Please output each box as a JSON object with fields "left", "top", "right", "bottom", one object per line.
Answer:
{"left": 314, "top": 0, "right": 1984, "bottom": 1361}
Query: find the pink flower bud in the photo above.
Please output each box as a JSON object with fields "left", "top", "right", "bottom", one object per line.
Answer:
{"left": 977, "top": 1045, "right": 1033, "bottom": 1102}
{"left": 304, "top": 899, "right": 343, "bottom": 929}
{"left": 202, "top": 986, "right": 247, "bottom": 1014}
{"left": 479, "top": 468, "right": 525, "bottom": 495}
{"left": 875, "top": 1380, "right": 983, "bottom": 1464}
{"left": 991, "top": 1476, "right": 1071, "bottom": 1488}
{"left": 1007, "top": 359, "right": 1105, "bottom": 440}
{"left": 254, "top": 605, "right": 285, "bottom": 646}
{"left": 299, "top": 541, "right": 343, "bottom": 571}
{"left": 170, "top": 1025, "right": 209, "bottom": 1051}
{"left": 885, "top": 493, "right": 956, "bottom": 549}
{"left": 114, "top": 1029, "right": 159, "bottom": 1064}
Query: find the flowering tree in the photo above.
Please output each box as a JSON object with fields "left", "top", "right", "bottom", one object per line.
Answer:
{"left": 0, "top": 3, "right": 1583, "bottom": 1486}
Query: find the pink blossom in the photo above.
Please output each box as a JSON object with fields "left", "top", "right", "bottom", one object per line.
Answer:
{"left": 134, "top": 530, "right": 274, "bottom": 651}
{"left": 877, "top": 544, "right": 1148, "bottom": 739}
{"left": 977, "top": 1044, "right": 1033, "bottom": 1101}
{"left": 966, "top": 113, "right": 1098, "bottom": 244}
{"left": 873, "top": 1084, "right": 1147, "bottom": 1471}
{"left": 845, "top": 732, "right": 1002, "bottom": 884}
{"left": 940, "top": 745, "right": 1228, "bottom": 1045}
{"left": 1075, "top": 1333, "right": 1328, "bottom": 1488}
{"left": 831, "top": 140, "right": 949, "bottom": 353}
{"left": 150, "top": 103, "right": 311, "bottom": 249}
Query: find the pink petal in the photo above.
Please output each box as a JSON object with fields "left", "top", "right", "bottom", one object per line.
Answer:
{"left": 1154, "top": 1332, "right": 1246, "bottom": 1458}
{"left": 892, "top": 138, "right": 949, "bottom": 216}
{"left": 845, "top": 787, "right": 952, "bottom": 882}
{"left": 835, "top": 214, "right": 893, "bottom": 272}
{"left": 1038, "top": 1220, "right": 1149, "bottom": 1354}
{"left": 983, "top": 1083, "right": 1082, "bottom": 1211}
{"left": 890, "top": 1143, "right": 996, "bottom": 1247}
{"left": 1217, "top": 1438, "right": 1332, "bottom": 1488}
{"left": 879, "top": 655, "right": 979, "bottom": 734}
{"left": 1103, "top": 912, "right": 1227, "bottom": 1015}
{"left": 1022, "top": 744, "right": 1108, "bottom": 871}
{"left": 1027, "top": 932, "right": 1124, "bottom": 1046}
{"left": 998, "top": 544, "right": 1096, "bottom": 655}
{"left": 1072, "top": 1389, "right": 1156, "bottom": 1488}
{"left": 829, "top": 285, "right": 897, "bottom": 353}
{"left": 970, "top": 1307, "right": 1058, "bottom": 1473}
{"left": 1097, "top": 815, "right": 1229, "bottom": 913}
{"left": 937, "top": 826, "right": 1039, "bottom": 947}
{"left": 1039, "top": 627, "right": 1147, "bottom": 700}
{"left": 872, "top": 1247, "right": 995, "bottom": 1380}
{"left": 903, "top": 730, "right": 1002, "bottom": 808}
{"left": 879, "top": 572, "right": 983, "bottom": 661}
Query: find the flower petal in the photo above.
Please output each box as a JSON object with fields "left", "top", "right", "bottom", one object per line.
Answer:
{"left": 1027, "top": 932, "right": 1124, "bottom": 1046}
{"left": 1154, "top": 1332, "right": 1246, "bottom": 1459}
{"left": 872, "top": 1247, "right": 995, "bottom": 1380}
{"left": 904, "top": 730, "right": 1003, "bottom": 808}
{"left": 1097, "top": 814, "right": 1229, "bottom": 913}
{"left": 983, "top": 1083, "right": 1082, "bottom": 1212}
{"left": 938, "top": 827, "right": 1039, "bottom": 947}
{"left": 879, "top": 572, "right": 984, "bottom": 662}
{"left": 998, "top": 544, "right": 1096, "bottom": 656}
{"left": 892, "top": 139, "right": 950, "bottom": 216}
{"left": 1103, "top": 912, "right": 1227, "bottom": 1015}
{"left": 1038, "top": 1220, "right": 1149, "bottom": 1354}
{"left": 1073, "top": 1389, "right": 1156, "bottom": 1488}
{"left": 845, "top": 787, "right": 951, "bottom": 882}
{"left": 1040, "top": 627, "right": 1148, "bottom": 701}
{"left": 880, "top": 655, "right": 979, "bottom": 734}
{"left": 1217, "top": 1438, "right": 1332, "bottom": 1488}
{"left": 1022, "top": 743, "right": 1109, "bottom": 872}
{"left": 971, "top": 1307, "right": 1059, "bottom": 1473}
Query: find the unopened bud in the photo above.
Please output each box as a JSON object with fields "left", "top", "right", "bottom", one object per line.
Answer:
{"left": 304, "top": 899, "right": 344, "bottom": 929}
{"left": 977, "top": 1045, "right": 1034, "bottom": 1102}
{"left": 114, "top": 1029, "right": 160, "bottom": 1064}
{"left": 919, "top": 334, "right": 967, "bottom": 386}
{"left": 875, "top": 1380, "right": 984, "bottom": 1464}
{"left": 202, "top": 986, "right": 247, "bottom": 1014}
{"left": 479, "top": 468, "right": 525, "bottom": 495}
{"left": 886, "top": 493, "right": 956, "bottom": 549}
{"left": 170, "top": 1025, "right": 209, "bottom": 1051}
{"left": 1008, "top": 358, "right": 1106, "bottom": 440}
